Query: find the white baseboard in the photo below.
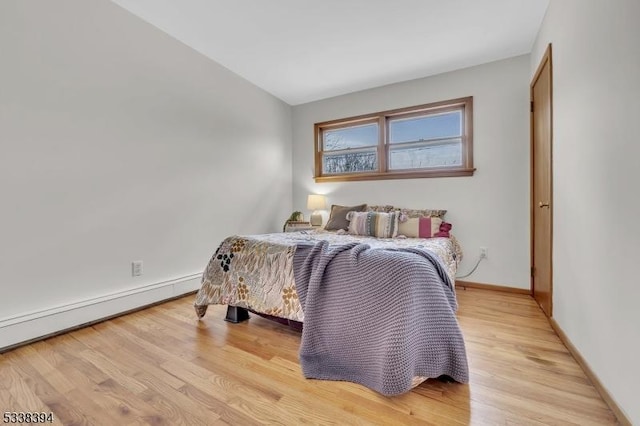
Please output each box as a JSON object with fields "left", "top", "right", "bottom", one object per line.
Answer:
{"left": 0, "top": 273, "right": 202, "bottom": 351}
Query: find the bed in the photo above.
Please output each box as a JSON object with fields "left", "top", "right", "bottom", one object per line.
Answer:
{"left": 194, "top": 206, "right": 469, "bottom": 395}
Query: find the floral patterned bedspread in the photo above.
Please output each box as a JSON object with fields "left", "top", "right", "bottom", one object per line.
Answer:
{"left": 194, "top": 230, "right": 462, "bottom": 322}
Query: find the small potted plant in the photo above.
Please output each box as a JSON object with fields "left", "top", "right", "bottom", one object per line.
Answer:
{"left": 283, "top": 211, "right": 304, "bottom": 232}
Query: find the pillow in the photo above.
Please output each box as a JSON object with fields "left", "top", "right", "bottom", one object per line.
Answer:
{"left": 366, "top": 205, "right": 396, "bottom": 213}
{"left": 400, "top": 208, "right": 447, "bottom": 219}
{"left": 398, "top": 217, "right": 452, "bottom": 238}
{"left": 324, "top": 204, "right": 367, "bottom": 231}
{"left": 346, "top": 211, "right": 400, "bottom": 238}
{"left": 367, "top": 206, "right": 447, "bottom": 219}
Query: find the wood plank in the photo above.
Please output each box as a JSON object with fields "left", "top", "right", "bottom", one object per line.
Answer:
{"left": 0, "top": 288, "right": 620, "bottom": 424}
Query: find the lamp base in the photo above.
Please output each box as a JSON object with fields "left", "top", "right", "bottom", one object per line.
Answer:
{"left": 310, "top": 212, "right": 322, "bottom": 226}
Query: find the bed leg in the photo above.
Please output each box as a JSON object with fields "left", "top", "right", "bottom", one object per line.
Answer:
{"left": 225, "top": 306, "right": 250, "bottom": 323}
{"left": 437, "top": 375, "right": 455, "bottom": 383}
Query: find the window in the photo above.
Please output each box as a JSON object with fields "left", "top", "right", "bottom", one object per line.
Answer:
{"left": 314, "top": 97, "right": 474, "bottom": 182}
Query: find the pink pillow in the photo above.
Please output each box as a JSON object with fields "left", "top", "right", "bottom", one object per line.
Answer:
{"left": 398, "top": 217, "right": 452, "bottom": 238}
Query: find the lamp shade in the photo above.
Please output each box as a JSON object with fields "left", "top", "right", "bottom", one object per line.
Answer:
{"left": 307, "top": 194, "right": 327, "bottom": 211}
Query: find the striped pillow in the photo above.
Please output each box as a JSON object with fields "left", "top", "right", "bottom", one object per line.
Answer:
{"left": 398, "top": 217, "right": 452, "bottom": 238}
{"left": 346, "top": 211, "right": 400, "bottom": 238}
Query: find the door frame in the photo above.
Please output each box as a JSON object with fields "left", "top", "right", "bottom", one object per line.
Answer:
{"left": 530, "top": 43, "right": 553, "bottom": 316}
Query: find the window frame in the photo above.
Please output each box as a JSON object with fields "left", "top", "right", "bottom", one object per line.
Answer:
{"left": 314, "top": 96, "right": 474, "bottom": 182}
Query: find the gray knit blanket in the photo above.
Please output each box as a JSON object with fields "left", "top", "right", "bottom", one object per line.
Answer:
{"left": 292, "top": 241, "right": 469, "bottom": 395}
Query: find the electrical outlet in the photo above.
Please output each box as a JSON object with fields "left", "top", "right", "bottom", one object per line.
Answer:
{"left": 132, "top": 260, "right": 143, "bottom": 277}
{"left": 480, "top": 247, "right": 488, "bottom": 259}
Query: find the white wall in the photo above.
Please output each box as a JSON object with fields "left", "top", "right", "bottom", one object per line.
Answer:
{"left": 531, "top": 1, "right": 640, "bottom": 423}
{"left": 293, "top": 56, "right": 531, "bottom": 288}
{"left": 0, "top": 0, "right": 292, "bottom": 347}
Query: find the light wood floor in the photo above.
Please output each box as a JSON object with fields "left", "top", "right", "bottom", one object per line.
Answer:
{"left": 0, "top": 288, "right": 617, "bottom": 425}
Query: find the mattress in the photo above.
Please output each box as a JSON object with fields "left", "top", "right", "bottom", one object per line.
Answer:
{"left": 194, "top": 230, "right": 462, "bottom": 322}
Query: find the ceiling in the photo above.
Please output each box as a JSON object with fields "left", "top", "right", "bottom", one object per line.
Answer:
{"left": 111, "top": 0, "right": 549, "bottom": 105}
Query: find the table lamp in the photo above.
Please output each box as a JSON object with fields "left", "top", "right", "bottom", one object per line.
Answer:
{"left": 307, "top": 194, "right": 327, "bottom": 226}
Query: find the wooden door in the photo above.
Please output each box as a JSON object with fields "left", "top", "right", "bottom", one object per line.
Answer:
{"left": 531, "top": 45, "right": 553, "bottom": 317}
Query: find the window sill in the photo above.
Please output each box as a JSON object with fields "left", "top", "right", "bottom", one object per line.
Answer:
{"left": 314, "top": 168, "right": 476, "bottom": 183}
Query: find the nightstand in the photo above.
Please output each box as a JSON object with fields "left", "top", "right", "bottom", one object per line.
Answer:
{"left": 284, "top": 221, "right": 316, "bottom": 232}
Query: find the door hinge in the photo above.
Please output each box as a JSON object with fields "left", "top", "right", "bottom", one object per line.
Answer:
{"left": 531, "top": 266, "right": 535, "bottom": 277}
{"left": 530, "top": 101, "right": 534, "bottom": 112}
